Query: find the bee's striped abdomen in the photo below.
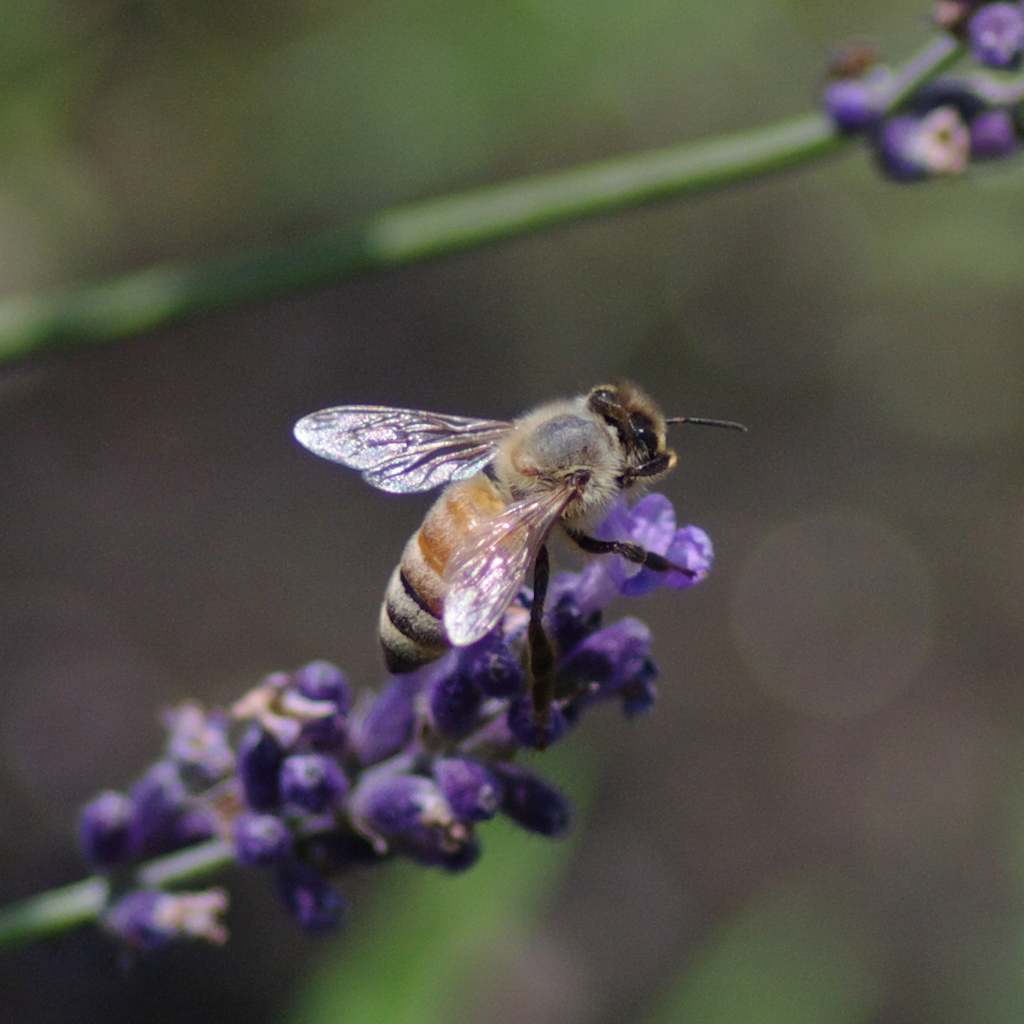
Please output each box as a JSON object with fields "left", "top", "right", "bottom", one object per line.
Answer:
{"left": 379, "top": 562, "right": 446, "bottom": 672}
{"left": 379, "top": 474, "right": 506, "bottom": 673}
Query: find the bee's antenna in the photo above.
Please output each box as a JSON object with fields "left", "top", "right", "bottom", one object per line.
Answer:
{"left": 665, "top": 416, "right": 747, "bottom": 432}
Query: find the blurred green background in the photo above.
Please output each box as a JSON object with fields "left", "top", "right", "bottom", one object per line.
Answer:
{"left": 3, "top": 0, "right": 1024, "bottom": 1021}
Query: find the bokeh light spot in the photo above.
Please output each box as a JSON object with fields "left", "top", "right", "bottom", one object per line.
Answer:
{"left": 731, "top": 511, "right": 936, "bottom": 718}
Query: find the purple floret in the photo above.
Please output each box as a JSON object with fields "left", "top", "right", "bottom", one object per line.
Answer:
{"left": 433, "top": 757, "right": 504, "bottom": 822}
{"left": 873, "top": 107, "right": 970, "bottom": 182}
{"left": 79, "top": 790, "right": 136, "bottom": 868}
{"left": 824, "top": 75, "right": 888, "bottom": 134}
{"left": 492, "top": 763, "right": 572, "bottom": 837}
{"left": 349, "top": 676, "right": 419, "bottom": 766}
{"left": 232, "top": 812, "right": 294, "bottom": 866}
{"left": 969, "top": 2, "right": 1024, "bottom": 67}
{"left": 969, "top": 108, "right": 1021, "bottom": 159}
{"left": 594, "top": 495, "right": 713, "bottom": 596}
{"left": 279, "top": 753, "right": 349, "bottom": 814}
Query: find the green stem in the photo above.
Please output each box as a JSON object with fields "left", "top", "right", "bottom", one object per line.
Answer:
{"left": 0, "top": 877, "right": 108, "bottom": 948}
{"left": 366, "top": 113, "right": 843, "bottom": 259}
{"left": 0, "top": 114, "right": 843, "bottom": 365}
{"left": 888, "top": 32, "right": 962, "bottom": 102}
{"left": 0, "top": 839, "right": 233, "bottom": 950}
{"left": 0, "top": 36, "right": 963, "bottom": 367}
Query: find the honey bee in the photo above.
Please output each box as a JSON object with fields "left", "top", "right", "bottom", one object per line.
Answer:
{"left": 294, "top": 382, "right": 743, "bottom": 731}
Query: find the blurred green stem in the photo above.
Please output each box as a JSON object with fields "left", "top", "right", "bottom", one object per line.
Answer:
{"left": 0, "top": 839, "right": 233, "bottom": 950}
{"left": 0, "top": 878, "right": 109, "bottom": 948}
{"left": 0, "top": 35, "right": 960, "bottom": 367}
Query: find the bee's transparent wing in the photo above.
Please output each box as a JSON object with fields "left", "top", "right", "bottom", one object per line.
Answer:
{"left": 293, "top": 406, "right": 513, "bottom": 493}
{"left": 443, "top": 487, "right": 576, "bottom": 646}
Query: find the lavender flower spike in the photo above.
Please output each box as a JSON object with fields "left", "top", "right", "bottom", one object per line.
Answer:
{"left": 68, "top": 488, "right": 715, "bottom": 950}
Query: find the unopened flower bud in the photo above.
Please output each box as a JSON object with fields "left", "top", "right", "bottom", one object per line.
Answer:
{"left": 348, "top": 771, "right": 472, "bottom": 864}
{"left": 969, "top": 2, "right": 1024, "bottom": 67}
{"left": 349, "top": 676, "right": 419, "bottom": 766}
{"left": 433, "top": 757, "right": 503, "bottom": 822}
{"left": 279, "top": 753, "right": 349, "bottom": 814}
{"left": 427, "top": 666, "right": 484, "bottom": 738}
{"left": 236, "top": 725, "right": 284, "bottom": 813}
{"left": 232, "top": 812, "right": 293, "bottom": 866}
{"left": 969, "top": 108, "right": 1021, "bottom": 159}
{"left": 492, "top": 763, "right": 572, "bottom": 837}
{"left": 79, "top": 790, "right": 135, "bottom": 868}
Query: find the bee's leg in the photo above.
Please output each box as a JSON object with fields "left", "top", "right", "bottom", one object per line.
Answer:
{"left": 565, "top": 529, "right": 696, "bottom": 577}
{"left": 528, "top": 544, "right": 556, "bottom": 747}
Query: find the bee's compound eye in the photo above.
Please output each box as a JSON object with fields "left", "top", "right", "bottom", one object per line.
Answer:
{"left": 587, "top": 387, "right": 618, "bottom": 413}
{"left": 629, "top": 413, "right": 660, "bottom": 455}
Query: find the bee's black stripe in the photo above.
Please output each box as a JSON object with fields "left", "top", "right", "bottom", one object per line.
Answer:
{"left": 383, "top": 642, "right": 432, "bottom": 674}
{"left": 399, "top": 568, "right": 441, "bottom": 620}
{"left": 384, "top": 570, "right": 445, "bottom": 649}
{"left": 381, "top": 572, "right": 447, "bottom": 674}
{"left": 385, "top": 594, "right": 419, "bottom": 636}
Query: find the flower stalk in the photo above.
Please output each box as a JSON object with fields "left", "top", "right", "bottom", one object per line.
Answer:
{"left": 0, "top": 33, "right": 965, "bottom": 368}
{"left": 0, "top": 494, "right": 711, "bottom": 953}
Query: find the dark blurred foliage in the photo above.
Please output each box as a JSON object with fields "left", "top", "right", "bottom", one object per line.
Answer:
{"left": 3, "top": 0, "right": 1024, "bottom": 1022}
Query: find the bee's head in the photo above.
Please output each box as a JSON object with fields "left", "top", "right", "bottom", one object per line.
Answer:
{"left": 586, "top": 382, "right": 675, "bottom": 484}
{"left": 586, "top": 382, "right": 746, "bottom": 487}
